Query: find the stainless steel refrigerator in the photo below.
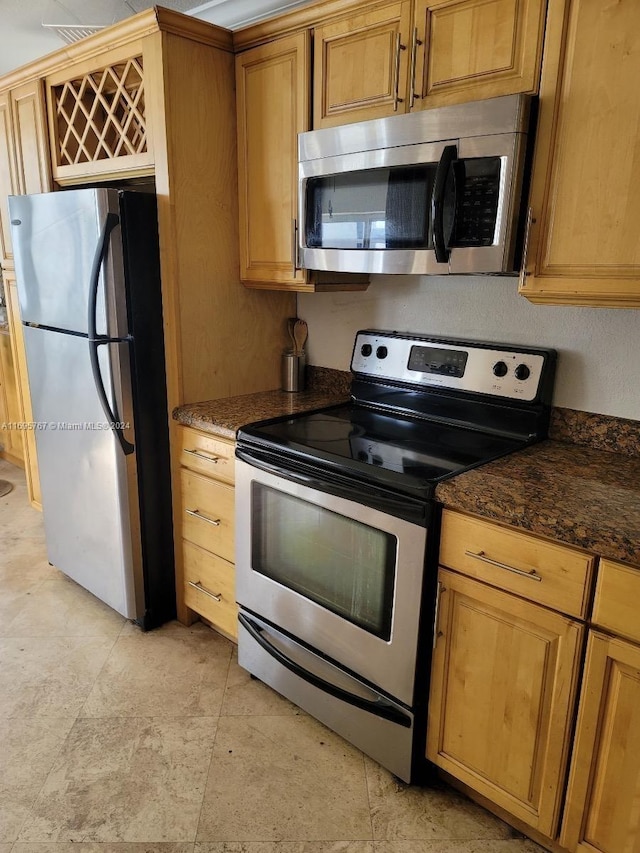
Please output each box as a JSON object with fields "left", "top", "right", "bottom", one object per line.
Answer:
{"left": 9, "top": 188, "right": 175, "bottom": 629}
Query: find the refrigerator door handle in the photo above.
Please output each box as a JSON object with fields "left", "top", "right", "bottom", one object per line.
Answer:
{"left": 87, "top": 212, "right": 135, "bottom": 456}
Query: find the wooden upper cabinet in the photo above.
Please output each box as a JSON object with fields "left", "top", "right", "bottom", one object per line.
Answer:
{"left": 313, "top": 1, "right": 412, "bottom": 127}
{"left": 45, "top": 42, "right": 154, "bottom": 185}
{"left": 0, "top": 89, "right": 18, "bottom": 266}
{"left": 11, "top": 80, "right": 51, "bottom": 197}
{"left": 561, "top": 631, "right": 640, "bottom": 853}
{"left": 427, "top": 568, "right": 584, "bottom": 837}
{"left": 310, "top": 0, "right": 547, "bottom": 127}
{"left": 521, "top": 0, "right": 640, "bottom": 307}
{"left": 236, "top": 32, "right": 310, "bottom": 289}
{"left": 235, "top": 32, "right": 367, "bottom": 291}
{"left": 0, "top": 79, "right": 50, "bottom": 269}
{"left": 412, "top": 0, "right": 547, "bottom": 109}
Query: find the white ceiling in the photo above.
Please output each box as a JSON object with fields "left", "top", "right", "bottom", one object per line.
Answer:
{"left": 0, "top": 0, "right": 316, "bottom": 75}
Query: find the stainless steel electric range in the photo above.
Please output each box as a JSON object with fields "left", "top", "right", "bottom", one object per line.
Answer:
{"left": 235, "top": 330, "right": 556, "bottom": 783}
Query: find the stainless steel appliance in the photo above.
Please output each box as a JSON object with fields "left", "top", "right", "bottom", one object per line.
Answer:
{"left": 235, "top": 330, "right": 556, "bottom": 782}
{"left": 298, "top": 95, "right": 532, "bottom": 276}
{"left": 9, "top": 188, "right": 174, "bottom": 629}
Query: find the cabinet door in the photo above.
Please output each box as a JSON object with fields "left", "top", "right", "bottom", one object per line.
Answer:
{"left": 11, "top": 80, "right": 51, "bottom": 197}
{"left": 0, "top": 329, "right": 23, "bottom": 463}
{"left": 236, "top": 32, "right": 310, "bottom": 289}
{"left": 427, "top": 568, "right": 583, "bottom": 837}
{"left": 313, "top": 1, "right": 412, "bottom": 127}
{"left": 4, "top": 272, "right": 41, "bottom": 508}
{"left": 521, "top": 0, "right": 640, "bottom": 307}
{"left": 561, "top": 632, "right": 640, "bottom": 852}
{"left": 0, "top": 89, "right": 19, "bottom": 266}
{"left": 412, "top": 0, "right": 547, "bottom": 109}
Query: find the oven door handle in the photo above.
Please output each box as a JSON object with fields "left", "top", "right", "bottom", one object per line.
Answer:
{"left": 239, "top": 613, "right": 412, "bottom": 728}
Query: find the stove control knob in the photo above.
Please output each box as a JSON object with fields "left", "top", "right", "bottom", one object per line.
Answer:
{"left": 360, "top": 343, "right": 372, "bottom": 357}
{"left": 376, "top": 345, "right": 388, "bottom": 359}
{"left": 492, "top": 361, "right": 508, "bottom": 378}
{"left": 515, "top": 363, "right": 531, "bottom": 381}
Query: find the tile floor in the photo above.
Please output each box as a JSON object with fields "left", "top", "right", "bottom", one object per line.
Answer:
{"left": 0, "top": 459, "right": 545, "bottom": 853}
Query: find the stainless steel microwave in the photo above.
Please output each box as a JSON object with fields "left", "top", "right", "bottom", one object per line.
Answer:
{"left": 298, "top": 95, "right": 532, "bottom": 276}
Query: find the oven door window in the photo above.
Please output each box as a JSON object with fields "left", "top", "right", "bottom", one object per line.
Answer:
{"left": 304, "top": 165, "right": 435, "bottom": 250}
{"left": 251, "top": 484, "right": 397, "bottom": 640}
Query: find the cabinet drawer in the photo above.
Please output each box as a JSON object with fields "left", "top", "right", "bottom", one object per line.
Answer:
{"left": 179, "top": 426, "right": 235, "bottom": 484}
{"left": 180, "top": 469, "right": 235, "bottom": 563}
{"left": 183, "top": 540, "right": 238, "bottom": 640}
{"left": 439, "top": 510, "right": 595, "bottom": 618}
{"left": 592, "top": 559, "right": 640, "bottom": 644}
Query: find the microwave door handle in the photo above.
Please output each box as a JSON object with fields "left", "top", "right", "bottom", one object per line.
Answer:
{"left": 431, "top": 144, "right": 457, "bottom": 264}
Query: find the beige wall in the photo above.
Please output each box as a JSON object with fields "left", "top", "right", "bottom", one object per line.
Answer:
{"left": 298, "top": 275, "right": 640, "bottom": 419}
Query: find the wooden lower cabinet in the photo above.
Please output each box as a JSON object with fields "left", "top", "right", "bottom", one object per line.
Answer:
{"left": 0, "top": 327, "right": 23, "bottom": 464}
{"left": 427, "top": 567, "right": 584, "bottom": 837}
{"left": 178, "top": 425, "right": 238, "bottom": 640}
{"left": 560, "top": 558, "right": 640, "bottom": 853}
{"left": 561, "top": 632, "right": 640, "bottom": 853}
{"left": 3, "top": 271, "right": 40, "bottom": 506}
{"left": 183, "top": 540, "right": 238, "bottom": 640}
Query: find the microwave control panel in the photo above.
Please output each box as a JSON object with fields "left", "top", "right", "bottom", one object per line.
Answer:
{"left": 351, "top": 331, "right": 550, "bottom": 402}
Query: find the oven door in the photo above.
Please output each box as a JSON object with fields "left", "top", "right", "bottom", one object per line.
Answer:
{"left": 235, "top": 457, "right": 428, "bottom": 707}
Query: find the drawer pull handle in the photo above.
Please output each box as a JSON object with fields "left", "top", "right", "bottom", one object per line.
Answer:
{"left": 184, "top": 448, "right": 220, "bottom": 463}
{"left": 465, "top": 550, "right": 542, "bottom": 582}
{"left": 188, "top": 581, "right": 222, "bottom": 602}
{"left": 186, "top": 508, "right": 221, "bottom": 526}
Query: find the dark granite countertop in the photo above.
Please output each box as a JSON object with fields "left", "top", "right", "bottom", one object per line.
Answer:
{"left": 174, "top": 388, "right": 349, "bottom": 440}
{"left": 173, "top": 367, "right": 351, "bottom": 441}
{"left": 435, "top": 440, "right": 640, "bottom": 568}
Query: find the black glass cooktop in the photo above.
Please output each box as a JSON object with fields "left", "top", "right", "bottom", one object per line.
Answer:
{"left": 239, "top": 402, "right": 525, "bottom": 499}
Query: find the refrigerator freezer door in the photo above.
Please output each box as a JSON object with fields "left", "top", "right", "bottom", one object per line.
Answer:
{"left": 23, "top": 324, "right": 142, "bottom": 620}
{"left": 9, "top": 189, "right": 126, "bottom": 337}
